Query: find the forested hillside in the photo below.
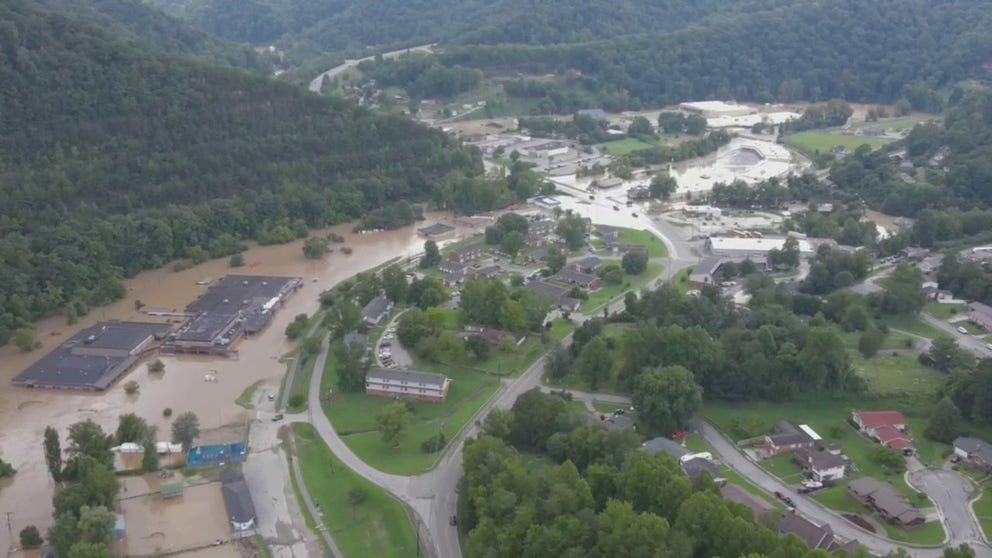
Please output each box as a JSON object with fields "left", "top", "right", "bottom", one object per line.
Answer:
{"left": 33, "top": 0, "right": 269, "bottom": 71}
{"left": 0, "top": 0, "right": 485, "bottom": 345}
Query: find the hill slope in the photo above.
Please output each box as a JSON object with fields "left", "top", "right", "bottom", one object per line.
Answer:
{"left": 0, "top": 0, "right": 482, "bottom": 344}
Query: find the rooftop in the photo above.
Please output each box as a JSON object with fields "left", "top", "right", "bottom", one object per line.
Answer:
{"left": 779, "top": 513, "right": 835, "bottom": 550}
{"left": 575, "top": 256, "right": 603, "bottom": 268}
{"left": 708, "top": 236, "right": 813, "bottom": 255}
{"left": 362, "top": 295, "right": 393, "bottom": 320}
{"left": 367, "top": 368, "right": 448, "bottom": 389}
{"left": 642, "top": 437, "right": 689, "bottom": 460}
{"left": 343, "top": 331, "right": 368, "bottom": 347}
{"left": 691, "top": 256, "right": 724, "bottom": 277}
{"left": 954, "top": 436, "right": 992, "bottom": 464}
{"left": 854, "top": 410, "right": 906, "bottom": 430}
{"left": 220, "top": 468, "right": 257, "bottom": 525}
{"left": 418, "top": 223, "right": 456, "bottom": 236}
{"left": 848, "top": 477, "right": 922, "bottom": 524}
{"left": 180, "top": 275, "right": 300, "bottom": 340}
{"left": 554, "top": 268, "right": 599, "bottom": 285}
{"left": 795, "top": 448, "right": 846, "bottom": 470}
{"left": 682, "top": 457, "right": 723, "bottom": 483}
{"left": 527, "top": 280, "right": 568, "bottom": 302}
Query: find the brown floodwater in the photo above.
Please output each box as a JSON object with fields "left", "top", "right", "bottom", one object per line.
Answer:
{"left": 0, "top": 214, "right": 473, "bottom": 549}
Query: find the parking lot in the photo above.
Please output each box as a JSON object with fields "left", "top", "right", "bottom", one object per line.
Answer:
{"left": 376, "top": 322, "right": 412, "bottom": 369}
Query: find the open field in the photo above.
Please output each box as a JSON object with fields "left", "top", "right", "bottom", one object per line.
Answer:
{"left": 582, "top": 263, "right": 664, "bottom": 312}
{"left": 881, "top": 519, "right": 946, "bottom": 545}
{"left": 321, "top": 344, "right": 501, "bottom": 474}
{"left": 620, "top": 229, "right": 669, "bottom": 258}
{"left": 850, "top": 352, "right": 944, "bottom": 398}
{"left": 923, "top": 302, "right": 966, "bottom": 321}
{"left": 883, "top": 314, "right": 944, "bottom": 339}
{"left": 292, "top": 424, "right": 417, "bottom": 558}
{"left": 782, "top": 132, "right": 889, "bottom": 158}
{"left": 597, "top": 138, "right": 658, "bottom": 156}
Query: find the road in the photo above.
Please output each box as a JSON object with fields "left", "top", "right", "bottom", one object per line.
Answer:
{"left": 920, "top": 311, "right": 992, "bottom": 357}
{"left": 308, "top": 44, "right": 435, "bottom": 93}
{"left": 555, "top": 387, "right": 991, "bottom": 556}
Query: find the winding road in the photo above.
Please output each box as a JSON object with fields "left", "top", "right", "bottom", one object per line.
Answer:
{"left": 308, "top": 44, "right": 435, "bottom": 94}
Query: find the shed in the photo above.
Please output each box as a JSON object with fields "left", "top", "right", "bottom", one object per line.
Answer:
{"left": 160, "top": 482, "right": 185, "bottom": 499}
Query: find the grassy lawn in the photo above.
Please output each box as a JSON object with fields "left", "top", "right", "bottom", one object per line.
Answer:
{"left": 471, "top": 337, "right": 548, "bottom": 377}
{"left": 597, "top": 138, "right": 658, "bottom": 156}
{"left": 813, "top": 486, "right": 865, "bottom": 513}
{"left": 682, "top": 434, "right": 783, "bottom": 509}
{"left": 883, "top": 314, "right": 944, "bottom": 339}
{"left": 581, "top": 263, "right": 664, "bottom": 313}
{"left": 850, "top": 352, "right": 944, "bottom": 398}
{"left": 619, "top": 229, "right": 668, "bottom": 258}
{"left": 960, "top": 321, "right": 987, "bottom": 336}
{"left": 550, "top": 319, "right": 577, "bottom": 341}
{"left": 782, "top": 132, "right": 890, "bottom": 158}
{"left": 292, "top": 424, "right": 418, "bottom": 558}
{"left": 975, "top": 488, "right": 992, "bottom": 541}
{"left": 881, "top": 520, "right": 946, "bottom": 545}
{"left": 320, "top": 344, "right": 501, "bottom": 474}
{"left": 837, "top": 329, "right": 917, "bottom": 352}
{"left": 924, "top": 302, "right": 966, "bottom": 321}
{"left": 236, "top": 380, "right": 262, "bottom": 409}
{"left": 763, "top": 454, "right": 805, "bottom": 483}
{"left": 287, "top": 346, "right": 321, "bottom": 413}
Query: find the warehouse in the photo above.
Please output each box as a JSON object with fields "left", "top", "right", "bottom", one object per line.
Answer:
{"left": 706, "top": 236, "right": 813, "bottom": 259}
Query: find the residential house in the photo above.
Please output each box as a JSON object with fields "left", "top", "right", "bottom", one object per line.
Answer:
{"left": 571, "top": 256, "right": 603, "bottom": 274}
{"left": 528, "top": 247, "right": 550, "bottom": 263}
{"left": 689, "top": 256, "right": 724, "bottom": 288}
{"left": 449, "top": 245, "right": 483, "bottom": 264}
{"left": 922, "top": 284, "right": 953, "bottom": 302}
{"left": 969, "top": 302, "right": 992, "bottom": 332}
{"left": 794, "top": 448, "right": 846, "bottom": 481}
{"left": 418, "top": 223, "right": 456, "bottom": 238}
{"left": 682, "top": 457, "right": 726, "bottom": 485}
{"left": 779, "top": 514, "right": 859, "bottom": 553}
{"left": 642, "top": 437, "right": 689, "bottom": 461}
{"left": 762, "top": 422, "right": 818, "bottom": 456}
{"left": 365, "top": 368, "right": 451, "bottom": 403}
{"left": 438, "top": 261, "right": 465, "bottom": 274}
{"left": 444, "top": 268, "right": 465, "bottom": 287}
{"left": 530, "top": 219, "right": 555, "bottom": 237}
{"left": 852, "top": 411, "right": 912, "bottom": 452}
{"left": 553, "top": 269, "right": 602, "bottom": 290}
{"left": 464, "top": 326, "right": 526, "bottom": 347}
{"left": 953, "top": 437, "right": 992, "bottom": 471}
{"left": 847, "top": 478, "right": 925, "bottom": 528}
{"left": 362, "top": 295, "right": 394, "bottom": 328}
{"left": 220, "top": 468, "right": 258, "bottom": 536}
{"left": 722, "top": 484, "right": 775, "bottom": 521}
{"left": 525, "top": 233, "right": 549, "bottom": 248}
{"left": 472, "top": 265, "right": 501, "bottom": 280}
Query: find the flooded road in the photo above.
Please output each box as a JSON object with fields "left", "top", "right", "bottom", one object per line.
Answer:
{"left": 0, "top": 215, "right": 464, "bottom": 549}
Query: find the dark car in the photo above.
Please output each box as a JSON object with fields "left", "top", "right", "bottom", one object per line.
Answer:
{"left": 449, "top": 515, "right": 458, "bottom": 526}
{"left": 272, "top": 413, "right": 284, "bottom": 421}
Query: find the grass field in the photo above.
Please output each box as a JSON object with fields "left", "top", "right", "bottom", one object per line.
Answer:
{"left": 292, "top": 424, "right": 418, "bottom": 558}
{"left": 837, "top": 329, "right": 917, "bottom": 352}
{"left": 582, "top": 263, "right": 664, "bottom": 313}
{"left": 923, "top": 302, "right": 966, "bottom": 321}
{"left": 236, "top": 381, "right": 262, "bottom": 409}
{"left": 597, "top": 138, "right": 658, "bottom": 156}
{"left": 881, "top": 520, "right": 946, "bottom": 545}
{"left": 883, "top": 314, "right": 944, "bottom": 339}
{"left": 287, "top": 346, "right": 321, "bottom": 413}
{"left": 782, "top": 132, "right": 890, "bottom": 158}
{"left": 973, "top": 488, "right": 992, "bottom": 540}
{"left": 850, "top": 352, "right": 944, "bottom": 398}
{"left": 620, "top": 229, "right": 669, "bottom": 258}
{"left": 320, "top": 342, "right": 501, "bottom": 475}
{"left": 550, "top": 319, "right": 577, "bottom": 341}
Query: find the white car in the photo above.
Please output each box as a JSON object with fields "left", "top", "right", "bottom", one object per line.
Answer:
{"left": 383, "top": 333, "right": 395, "bottom": 340}
{"left": 958, "top": 326, "right": 969, "bottom": 334}
{"left": 801, "top": 480, "right": 823, "bottom": 490}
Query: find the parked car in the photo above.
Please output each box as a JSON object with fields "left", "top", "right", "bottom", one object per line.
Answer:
{"left": 958, "top": 326, "right": 969, "bottom": 334}
{"left": 272, "top": 413, "right": 284, "bottom": 421}
{"left": 801, "top": 480, "right": 823, "bottom": 490}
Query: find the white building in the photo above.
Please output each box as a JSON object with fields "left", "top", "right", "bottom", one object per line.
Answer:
{"left": 366, "top": 368, "right": 451, "bottom": 403}
{"left": 706, "top": 236, "right": 813, "bottom": 258}
{"left": 679, "top": 101, "right": 754, "bottom": 118}
{"left": 528, "top": 142, "right": 570, "bottom": 158}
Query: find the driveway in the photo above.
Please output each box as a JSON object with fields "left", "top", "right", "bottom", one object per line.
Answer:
{"left": 909, "top": 468, "right": 986, "bottom": 549}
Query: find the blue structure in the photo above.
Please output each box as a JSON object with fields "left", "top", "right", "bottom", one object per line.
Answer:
{"left": 186, "top": 443, "right": 247, "bottom": 468}
{"left": 115, "top": 514, "right": 125, "bottom": 541}
{"left": 533, "top": 196, "right": 561, "bottom": 209}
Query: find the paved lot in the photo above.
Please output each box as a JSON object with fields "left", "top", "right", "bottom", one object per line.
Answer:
{"left": 909, "top": 468, "right": 986, "bottom": 549}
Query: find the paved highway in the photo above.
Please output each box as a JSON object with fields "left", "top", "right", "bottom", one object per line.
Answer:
{"left": 308, "top": 44, "right": 434, "bottom": 93}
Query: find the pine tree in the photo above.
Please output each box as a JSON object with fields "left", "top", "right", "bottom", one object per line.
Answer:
{"left": 44, "top": 426, "right": 62, "bottom": 483}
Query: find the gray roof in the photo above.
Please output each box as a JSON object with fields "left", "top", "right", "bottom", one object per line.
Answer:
{"left": 575, "top": 256, "right": 603, "bottom": 269}
{"left": 362, "top": 295, "right": 392, "bottom": 320}
{"left": 528, "top": 280, "right": 568, "bottom": 302}
{"left": 366, "top": 368, "right": 448, "bottom": 388}
{"left": 220, "top": 469, "right": 257, "bottom": 525}
{"left": 554, "top": 268, "right": 598, "bottom": 286}
{"left": 954, "top": 437, "right": 992, "bottom": 464}
{"left": 643, "top": 437, "right": 689, "bottom": 459}
{"left": 343, "top": 331, "right": 368, "bottom": 347}
{"left": 780, "top": 513, "right": 835, "bottom": 550}
{"left": 691, "top": 256, "right": 724, "bottom": 278}
{"left": 796, "top": 448, "right": 846, "bottom": 471}
{"left": 848, "top": 478, "right": 922, "bottom": 524}
{"left": 419, "top": 223, "right": 455, "bottom": 236}
{"left": 682, "top": 457, "right": 723, "bottom": 483}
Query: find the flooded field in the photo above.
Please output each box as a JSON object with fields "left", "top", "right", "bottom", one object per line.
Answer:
{"left": 0, "top": 215, "right": 466, "bottom": 550}
{"left": 119, "top": 478, "right": 231, "bottom": 556}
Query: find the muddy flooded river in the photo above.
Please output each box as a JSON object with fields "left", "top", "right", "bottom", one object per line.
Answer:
{"left": 0, "top": 215, "right": 466, "bottom": 548}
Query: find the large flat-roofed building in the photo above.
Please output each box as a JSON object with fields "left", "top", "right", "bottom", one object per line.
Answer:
{"left": 13, "top": 322, "right": 172, "bottom": 391}
{"left": 171, "top": 275, "right": 301, "bottom": 353}
{"left": 365, "top": 368, "right": 451, "bottom": 403}
{"left": 706, "top": 236, "right": 813, "bottom": 259}
{"left": 679, "top": 101, "right": 754, "bottom": 118}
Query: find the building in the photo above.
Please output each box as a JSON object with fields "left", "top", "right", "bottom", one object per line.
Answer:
{"left": 220, "top": 469, "right": 258, "bottom": 537}
{"left": 969, "top": 302, "right": 992, "bottom": 332}
{"left": 722, "top": 484, "right": 775, "bottom": 520}
{"left": 362, "top": 295, "right": 394, "bottom": 327}
{"left": 642, "top": 437, "right": 689, "bottom": 461}
{"left": 464, "top": 326, "right": 526, "bottom": 347}
{"left": 472, "top": 265, "right": 501, "bottom": 280}
{"left": 762, "top": 422, "right": 818, "bottom": 456}
{"left": 438, "top": 261, "right": 465, "bottom": 274}
{"left": 525, "top": 233, "right": 548, "bottom": 248}
{"left": 847, "top": 478, "right": 925, "bottom": 528}
{"left": 779, "top": 514, "right": 859, "bottom": 553}
{"left": 953, "top": 437, "right": 992, "bottom": 470}
{"left": 449, "top": 245, "right": 483, "bottom": 264}
{"left": 852, "top": 411, "right": 912, "bottom": 452}
{"left": 530, "top": 219, "right": 555, "bottom": 237}
{"left": 443, "top": 268, "right": 466, "bottom": 287}
{"left": 689, "top": 256, "right": 724, "bottom": 288}
{"left": 528, "top": 141, "right": 570, "bottom": 159}
{"left": 594, "top": 177, "right": 624, "bottom": 190}
{"left": 706, "top": 237, "right": 814, "bottom": 259}
{"left": 679, "top": 101, "right": 753, "bottom": 118}
{"left": 553, "top": 269, "right": 602, "bottom": 290}
{"left": 417, "top": 223, "right": 456, "bottom": 238}
{"left": 576, "top": 108, "right": 608, "bottom": 121}
{"left": 365, "top": 368, "right": 451, "bottom": 403}
{"left": 794, "top": 448, "right": 846, "bottom": 481}
{"left": 682, "top": 457, "right": 725, "bottom": 485}
{"left": 13, "top": 322, "right": 172, "bottom": 391}
{"left": 571, "top": 256, "right": 603, "bottom": 274}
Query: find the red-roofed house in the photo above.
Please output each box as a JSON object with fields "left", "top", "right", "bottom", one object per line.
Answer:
{"left": 852, "top": 411, "right": 913, "bottom": 453}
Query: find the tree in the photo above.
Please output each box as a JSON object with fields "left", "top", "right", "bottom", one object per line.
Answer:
{"left": 115, "top": 413, "right": 149, "bottom": 444}
{"left": 881, "top": 264, "right": 925, "bottom": 315}
{"left": 44, "top": 425, "right": 63, "bottom": 483}
{"left": 228, "top": 253, "right": 245, "bottom": 267}
{"left": 67, "top": 543, "right": 110, "bottom": 558}
{"left": 621, "top": 251, "right": 648, "bottom": 275}
{"left": 858, "top": 325, "right": 884, "bottom": 358}
{"left": 632, "top": 366, "right": 703, "bottom": 436}
{"left": 171, "top": 412, "right": 200, "bottom": 449}
{"left": 76, "top": 506, "right": 115, "bottom": 547}
{"left": 510, "top": 389, "right": 574, "bottom": 450}
{"left": 421, "top": 240, "right": 441, "bottom": 268}
{"left": 376, "top": 402, "right": 412, "bottom": 447}
{"left": 649, "top": 174, "right": 677, "bottom": 199}
{"left": 627, "top": 116, "right": 655, "bottom": 137}
{"left": 147, "top": 359, "right": 165, "bottom": 373}
{"left": 925, "top": 397, "right": 964, "bottom": 443}
{"left": 347, "top": 487, "right": 369, "bottom": 519}
{"left": 335, "top": 340, "right": 370, "bottom": 392}
{"left": 302, "top": 237, "right": 329, "bottom": 259}
{"left": 869, "top": 446, "right": 906, "bottom": 473}
{"left": 546, "top": 245, "right": 566, "bottom": 273}
{"left": 556, "top": 212, "right": 587, "bottom": 250}
{"left": 545, "top": 345, "right": 573, "bottom": 380}
{"left": 12, "top": 328, "right": 36, "bottom": 352}
{"left": 66, "top": 420, "right": 114, "bottom": 469}
{"left": 501, "top": 231, "right": 525, "bottom": 261}
{"left": 397, "top": 308, "right": 435, "bottom": 348}
{"left": 381, "top": 264, "right": 409, "bottom": 303}
{"left": 928, "top": 336, "right": 974, "bottom": 373}
{"left": 285, "top": 313, "right": 309, "bottom": 340}
{"left": 577, "top": 337, "right": 612, "bottom": 390}
{"left": 599, "top": 263, "right": 624, "bottom": 285}
{"left": 685, "top": 114, "right": 707, "bottom": 135}
{"left": 0, "top": 458, "right": 15, "bottom": 478}
{"left": 465, "top": 335, "right": 491, "bottom": 361}
{"left": 141, "top": 440, "right": 159, "bottom": 472}
{"left": 48, "top": 512, "right": 80, "bottom": 558}
{"left": 19, "top": 525, "right": 42, "bottom": 549}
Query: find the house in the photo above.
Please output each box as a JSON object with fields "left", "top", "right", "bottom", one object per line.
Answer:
{"left": 365, "top": 368, "right": 451, "bottom": 403}
{"left": 220, "top": 469, "right": 257, "bottom": 536}
{"left": 530, "top": 219, "right": 555, "bottom": 237}
{"left": 682, "top": 457, "right": 726, "bottom": 485}
{"left": 553, "top": 269, "right": 602, "bottom": 290}
{"left": 953, "top": 437, "right": 992, "bottom": 470}
{"left": 438, "top": 261, "right": 465, "bottom": 274}
{"left": 571, "top": 256, "right": 603, "bottom": 274}
{"left": 528, "top": 247, "right": 550, "bottom": 263}
{"left": 449, "top": 245, "right": 483, "bottom": 264}
{"left": 722, "top": 484, "right": 775, "bottom": 521}
{"left": 969, "top": 302, "right": 992, "bottom": 332}
{"left": 443, "top": 269, "right": 465, "bottom": 287}
{"left": 689, "top": 256, "right": 724, "bottom": 288}
{"left": 642, "top": 437, "right": 689, "bottom": 461}
{"left": 762, "top": 422, "right": 818, "bottom": 456}
{"left": 779, "top": 514, "right": 859, "bottom": 553}
{"left": 525, "top": 233, "right": 548, "bottom": 248}
{"left": 362, "top": 295, "right": 394, "bottom": 327}
{"left": 464, "top": 326, "right": 526, "bottom": 347}
{"left": 594, "top": 177, "right": 624, "bottom": 190}
{"left": 418, "top": 223, "right": 456, "bottom": 238}
{"left": 922, "top": 285, "right": 953, "bottom": 302}
{"left": 847, "top": 478, "right": 925, "bottom": 528}
{"left": 528, "top": 280, "right": 570, "bottom": 306}
{"left": 794, "top": 448, "right": 846, "bottom": 481}
{"left": 852, "top": 411, "right": 912, "bottom": 452}
{"left": 472, "top": 265, "right": 501, "bottom": 280}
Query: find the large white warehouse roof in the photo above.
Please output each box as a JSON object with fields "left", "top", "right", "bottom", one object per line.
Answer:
{"left": 708, "top": 236, "right": 813, "bottom": 255}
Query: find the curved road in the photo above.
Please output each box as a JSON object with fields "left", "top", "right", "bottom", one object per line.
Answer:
{"left": 308, "top": 44, "right": 435, "bottom": 94}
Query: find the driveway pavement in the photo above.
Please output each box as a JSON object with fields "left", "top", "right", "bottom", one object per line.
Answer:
{"left": 909, "top": 468, "right": 986, "bottom": 549}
